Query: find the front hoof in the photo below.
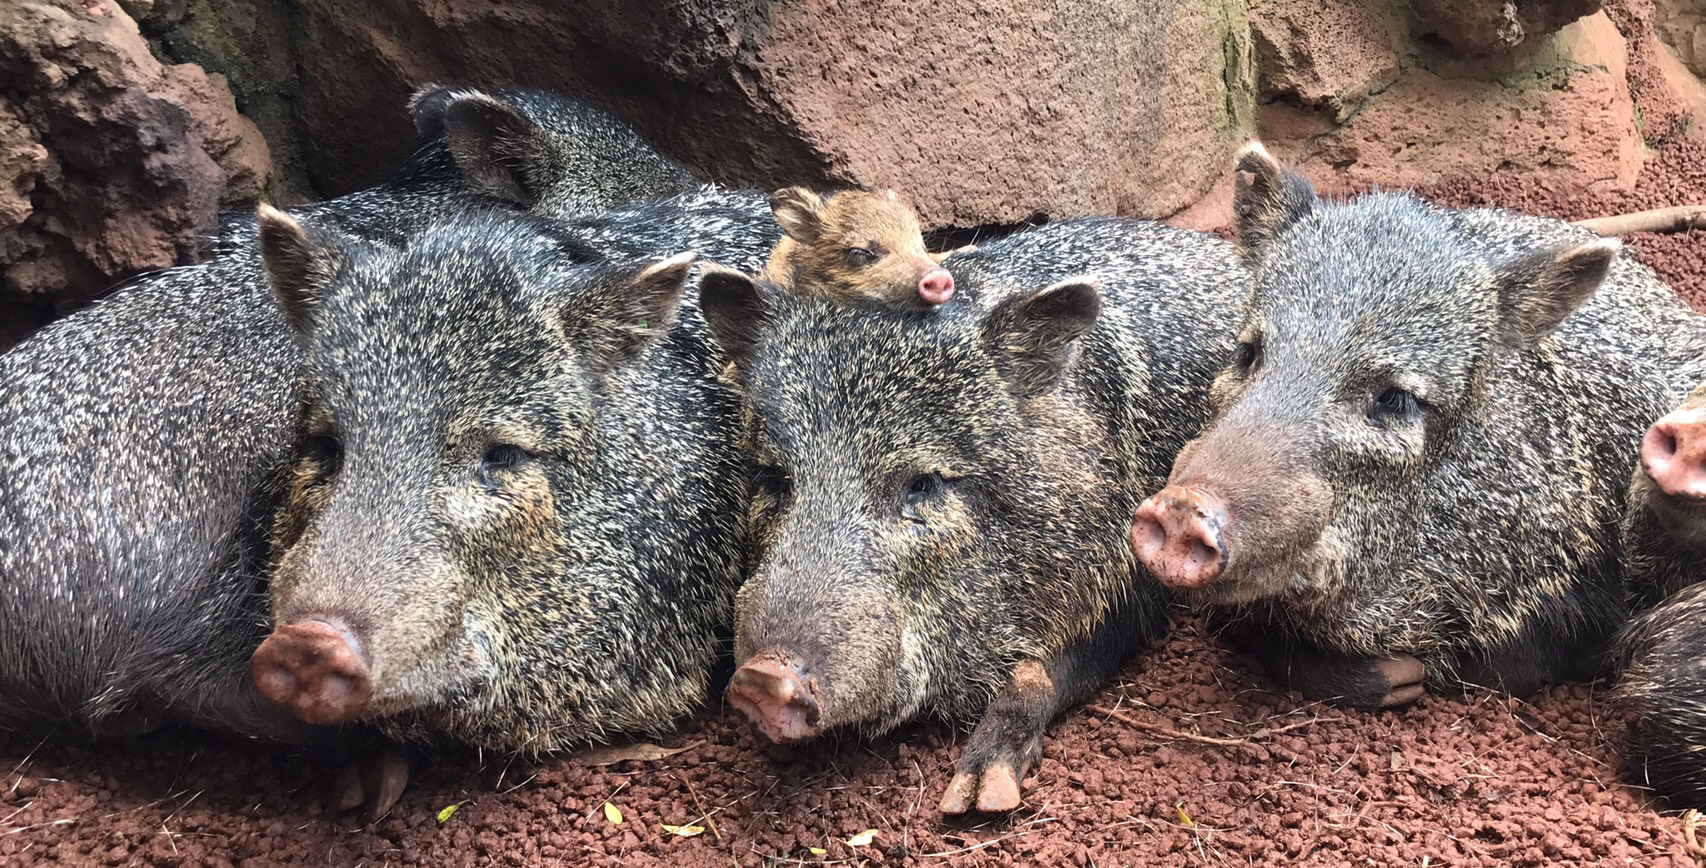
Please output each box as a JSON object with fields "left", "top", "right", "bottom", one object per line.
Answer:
{"left": 938, "top": 761, "right": 1025, "bottom": 815}
{"left": 1375, "top": 655, "right": 1426, "bottom": 708}
{"left": 328, "top": 744, "right": 411, "bottom": 821}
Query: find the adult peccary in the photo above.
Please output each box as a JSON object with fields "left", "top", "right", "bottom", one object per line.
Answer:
{"left": 245, "top": 201, "right": 760, "bottom": 763}
{"left": 1611, "top": 383, "right": 1706, "bottom": 807}
{"left": 249, "top": 189, "right": 778, "bottom": 743}
{"left": 699, "top": 216, "right": 1243, "bottom": 813}
{"left": 1132, "top": 143, "right": 1706, "bottom": 710}
{"left": 0, "top": 84, "right": 697, "bottom": 746}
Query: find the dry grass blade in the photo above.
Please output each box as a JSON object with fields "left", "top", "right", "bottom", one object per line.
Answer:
{"left": 575, "top": 742, "right": 692, "bottom": 766}
{"left": 1087, "top": 704, "right": 1322, "bottom": 764}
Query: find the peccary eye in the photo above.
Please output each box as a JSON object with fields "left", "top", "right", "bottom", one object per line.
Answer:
{"left": 754, "top": 464, "right": 793, "bottom": 504}
{"left": 901, "top": 472, "right": 946, "bottom": 523}
{"left": 1368, "top": 387, "right": 1424, "bottom": 428}
{"left": 1231, "top": 340, "right": 1259, "bottom": 373}
{"left": 845, "top": 247, "right": 878, "bottom": 267}
{"left": 301, "top": 433, "right": 342, "bottom": 478}
{"left": 478, "top": 443, "right": 534, "bottom": 490}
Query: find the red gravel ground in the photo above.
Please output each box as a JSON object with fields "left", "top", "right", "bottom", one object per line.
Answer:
{"left": 3, "top": 145, "right": 1705, "bottom": 867}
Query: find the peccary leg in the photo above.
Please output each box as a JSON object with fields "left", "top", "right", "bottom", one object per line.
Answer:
{"left": 329, "top": 740, "right": 412, "bottom": 821}
{"left": 1212, "top": 616, "right": 1424, "bottom": 709}
{"left": 940, "top": 613, "right": 1149, "bottom": 814}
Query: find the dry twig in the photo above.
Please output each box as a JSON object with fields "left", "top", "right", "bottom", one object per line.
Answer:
{"left": 1574, "top": 206, "right": 1706, "bottom": 236}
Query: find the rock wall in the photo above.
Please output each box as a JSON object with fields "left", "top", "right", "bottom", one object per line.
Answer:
{"left": 1, "top": 0, "right": 1704, "bottom": 342}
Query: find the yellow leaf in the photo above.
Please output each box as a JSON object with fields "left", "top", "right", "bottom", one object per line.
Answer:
{"left": 661, "top": 823, "right": 706, "bottom": 838}
{"left": 1175, "top": 802, "right": 1194, "bottom": 828}
{"left": 603, "top": 801, "right": 624, "bottom": 824}
{"left": 846, "top": 829, "right": 877, "bottom": 847}
{"left": 435, "top": 801, "right": 465, "bottom": 825}
{"left": 809, "top": 847, "right": 828, "bottom": 855}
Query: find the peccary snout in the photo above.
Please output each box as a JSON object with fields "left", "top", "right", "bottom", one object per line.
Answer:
{"left": 251, "top": 617, "right": 373, "bottom": 725}
{"left": 1131, "top": 488, "right": 1228, "bottom": 589}
{"left": 1642, "top": 406, "right": 1706, "bottom": 500}
{"left": 919, "top": 268, "right": 955, "bottom": 305}
{"left": 1133, "top": 424, "right": 1332, "bottom": 603}
{"left": 727, "top": 653, "right": 822, "bottom": 742}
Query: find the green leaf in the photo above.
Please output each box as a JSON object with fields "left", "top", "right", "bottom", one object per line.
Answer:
{"left": 436, "top": 801, "right": 465, "bottom": 825}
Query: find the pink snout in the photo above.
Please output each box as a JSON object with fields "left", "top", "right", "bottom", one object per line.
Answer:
{"left": 1131, "top": 487, "right": 1229, "bottom": 589}
{"left": 1644, "top": 407, "right": 1706, "bottom": 500}
{"left": 251, "top": 616, "right": 373, "bottom": 725}
{"left": 728, "top": 652, "right": 822, "bottom": 743}
{"left": 918, "top": 268, "right": 955, "bottom": 305}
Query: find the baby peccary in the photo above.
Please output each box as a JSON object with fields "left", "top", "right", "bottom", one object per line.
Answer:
{"left": 1133, "top": 143, "right": 1706, "bottom": 710}
{"left": 1615, "top": 384, "right": 1706, "bottom": 807}
{"left": 0, "top": 84, "right": 696, "bottom": 744}
{"left": 248, "top": 208, "right": 748, "bottom": 760}
{"left": 761, "top": 187, "right": 956, "bottom": 306}
{"left": 700, "top": 217, "right": 1243, "bottom": 813}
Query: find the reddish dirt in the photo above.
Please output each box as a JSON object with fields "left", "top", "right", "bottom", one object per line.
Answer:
{"left": 4, "top": 144, "right": 1706, "bottom": 868}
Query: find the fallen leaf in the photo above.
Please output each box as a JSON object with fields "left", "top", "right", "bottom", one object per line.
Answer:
{"left": 809, "top": 847, "right": 828, "bottom": 856}
{"left": 846, "top": 829, "right": 877, "bottom": 847}
{"left": 661, "top": 823, "right": 706, "bottom": 838}
{"left": 435, "top": 801, "right": 465, "bottom": 825}
{"left": 603, "top": 801, "right": 624, "bottom": 825}
{"left": 576, "top": 742, "right": 692, "bottom": 766}
{"left": 1175, "top": 802, "right": 1194, "bottom": 828}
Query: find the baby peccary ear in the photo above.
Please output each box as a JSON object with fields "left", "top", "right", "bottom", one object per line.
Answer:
{"left": 1233, "top": 141, "right": 1318, "bottom": 261}
{"left": 441, "top": 92, "right": 553, "bottom": 207}
{"left": 769, "top": 187, "right": 827, "bottom": 244}
{"left": 1493, "top": 238, "right": 1620, "bottom": 349}
{"left": 698, "top": 264, "right": 775, "bottom": 369}
{"left": 983, "top": 278, "right": 1102, "bottom": 397}
{"left": 565, "top": 253, "right": 695, "bottom": 367}
{"left": 256, "top": 205, "right": 346, "bottom": 334}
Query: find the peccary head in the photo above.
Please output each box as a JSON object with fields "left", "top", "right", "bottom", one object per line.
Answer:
{"left": 248, "top": 206, "right": 732, "bottom": 745}
{"left": 1133, "top": 143, "right": 1621, "bottom": 608}
{"left": 764, "top": 187, "right": 954, "bottom": 306}
{"left": 701, "top": 266, "right": 1127, "bottom": 741}
{"left": 403, "top": 84, "right": 699, "bottom": 218}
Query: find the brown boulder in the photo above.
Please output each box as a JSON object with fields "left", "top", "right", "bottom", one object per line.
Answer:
{"left": 1652, "top": 0, "right": 1706, "bottom": 76}
{"left": 1408, "top": 0, "right": 1604, "bottom": 54}
{"left": 0, "top": 0, "right": 272, "bottom": 316}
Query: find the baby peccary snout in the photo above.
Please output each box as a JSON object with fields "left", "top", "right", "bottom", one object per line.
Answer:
{"left": 727, "top": 652, "right": 822, "bottom": 742}
{"left": 762, "top": 186, "right": 954, "bottom": 307}
{"left": 251, "top": 617, "right": 373, "bottom": 726}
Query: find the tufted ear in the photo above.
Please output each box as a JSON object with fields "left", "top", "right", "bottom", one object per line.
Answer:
{"left": 1232, "top": 141, "right": 1319, "bottom": 263}
{"left": 769, "top": 187, "right": 827, "bottom": 244}
{"left": 256, "top": 205, "right": 348, "bottom": 334}
{"left": 698, "top": 264, "right": 777, "bottom": 371}
{"left": 561, "top": 253, "right": 695, "bottom": 368}
{"left": 1492, "top": 239, "right": 1620, "bottom": 349}
{"left": 436, "top": 92, "right": 554, "bottom": 207}
{"left": 982, "top": 277, "right": 1102, "bottom": 397}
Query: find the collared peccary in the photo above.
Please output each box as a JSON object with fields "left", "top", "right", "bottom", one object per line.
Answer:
{"left": 245, "top": 205, "right": 758, "bottom": 761}
{"left": 1132, "top": 143, "right": 1706, "bottom": 709}
{"left": 759, "top": 187, "right": 956, "bottom": 306}
{"left": 1611, "top": 383, "right": 1706, "bottom": 807}
{"left": 699, "top": 216, "right": 1243, "bottom": 813}
{"left": 249, "top": 190, "right": 778, "bottom": 740}
{"left": 0, "top": 84, "right": 697, "bottom": 746}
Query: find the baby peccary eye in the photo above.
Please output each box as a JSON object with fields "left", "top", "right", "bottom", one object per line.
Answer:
{"left": 845, "top": 247, "right": 878, "bottom": 267}
{"left": 478, "top": 443, "right": 533, "bottom": 490}
{"left": 901, "top": 472, "right": 946, "bottom": 523}
{"left": 1368, "top": 386, "right": 1423, "bottom": 428}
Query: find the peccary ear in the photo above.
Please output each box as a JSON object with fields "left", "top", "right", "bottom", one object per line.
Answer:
{"left": 769, "top": 187, "right": 826, "bottom": 244}
{"left": 441, "top": 92, "right": 552, "bottom": 207}
{"left": 256, "top": 205, "right": 346, "bottom": 334}
{"left": 1492, "top": 239, "right": 1620, "bottom": 349}
{"left": 698, "top": 264, "right": 775, "bottom": 369}
{"left": 408, "top": 83, "right": 485, "bottom": 140}
{"left": 983, "top": 278, "right": 1102, "bottom": 397}
{"left": 563, "top": 253, "right": 695, "bottom": 367}
{"left": 1233, "top": 142, "right": 1318, "bottom": 260}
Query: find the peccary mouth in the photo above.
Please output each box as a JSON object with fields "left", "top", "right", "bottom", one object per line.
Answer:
{"left": 727, "top": 651, "right": 824, "bottom": 743}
